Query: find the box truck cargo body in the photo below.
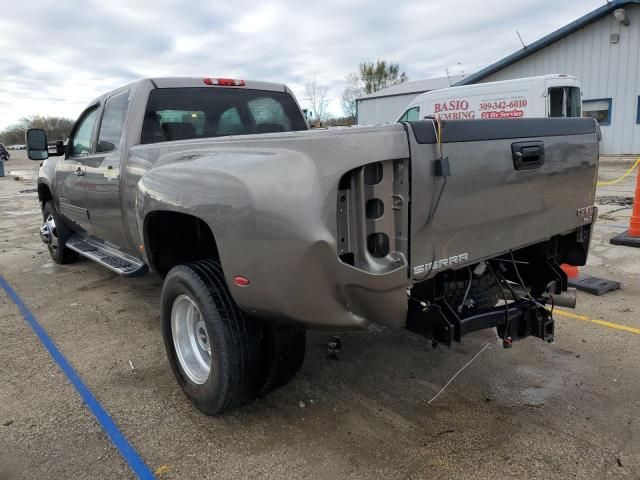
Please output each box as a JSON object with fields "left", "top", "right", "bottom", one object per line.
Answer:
{"left": 397, "top": 74, "right": 581, "bottom": 122}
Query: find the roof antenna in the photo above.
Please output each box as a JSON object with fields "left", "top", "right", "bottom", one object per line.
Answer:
{"left": 445, "top": 67, "right": 452, "bottom": 86}
{"left": 516, "top": 30, "right": 527, "bottom": 49}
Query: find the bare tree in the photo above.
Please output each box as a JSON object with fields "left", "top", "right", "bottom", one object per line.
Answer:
{"left": 0, "top": 115, "right": 74, "bottom": 145}
{"left": 305, "top": 78, "right": 329, "bottom": 125}
{"left": 341, "top": 72, "right": 363, "bottom": 120}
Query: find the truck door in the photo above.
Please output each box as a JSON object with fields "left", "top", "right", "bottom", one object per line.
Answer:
{"left": 85, "top": 90, "right": 131, "bottom": 251}
{"left": 55, "top": 106, "right": 99, "bottom": 234}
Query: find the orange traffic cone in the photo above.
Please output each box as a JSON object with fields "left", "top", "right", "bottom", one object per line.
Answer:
{"left": 560, "top": 264, "right": 579, "bottom": 279}
{"left": 611, "top": 162, "right": 640, "bottom": 247}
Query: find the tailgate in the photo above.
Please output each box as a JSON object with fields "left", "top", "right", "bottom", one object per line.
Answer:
{"left": 407, "top": 118, "right": 599, "bottom": 278}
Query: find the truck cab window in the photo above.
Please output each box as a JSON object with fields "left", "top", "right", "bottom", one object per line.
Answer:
{"left": 97, "top": 91, "right": 130, "bottom": 153}
{"left": 247, "top": 97, "right": 289, "bottom": 133}
{"left": 141, "top": 88, "right": 307, "bottom": 144}
{"left": 216, "top": 107, "right": 246, "bottom": 136}
{"left": 399, "top": 107, "right": 420, "bottom": 122}
{"left": 71, "top": 107, "right": 99, "bottom": 156}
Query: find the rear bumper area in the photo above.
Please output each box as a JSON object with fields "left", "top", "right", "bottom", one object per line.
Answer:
{"left": 407, "top": 298, "right": 554, "bottom": 347}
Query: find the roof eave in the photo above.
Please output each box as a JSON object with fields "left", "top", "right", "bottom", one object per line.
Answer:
{"left": 456, "top": 0, "right": 639, "bottom": 85}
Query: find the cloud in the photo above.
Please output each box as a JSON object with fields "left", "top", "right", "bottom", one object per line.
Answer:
{"left": 0, "top": 0, "right": 606, "bottom": 129}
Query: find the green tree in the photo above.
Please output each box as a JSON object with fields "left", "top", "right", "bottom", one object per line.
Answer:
{"left": 359, "top": 60, "right": 408, "bottom": 94}
{"left": 341, "top": 60, "right": 408, "bottom": 119}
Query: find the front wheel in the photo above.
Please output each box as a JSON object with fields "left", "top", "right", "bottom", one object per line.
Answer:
{"left": 161, "top": 260, "right": 264, "bottom": 415}
{"left": 41, "top": 202, "right": 78, "bottom": 264}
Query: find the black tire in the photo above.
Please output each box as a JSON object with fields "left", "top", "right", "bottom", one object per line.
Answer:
{"left": 42, "top": 201, "right": 79, "bottom": 264}
{"left": 258, "top": 323, "right": 305, "bottom": 396}
{"left": 446, "top": 272, "right": 501, "bottom": 313}
{"left": 161, "top": 260, "right": 263, "bottom": 415}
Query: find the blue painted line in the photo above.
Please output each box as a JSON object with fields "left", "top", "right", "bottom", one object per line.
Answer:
{"left": 0, "top": 275, "right": 155, "bottom": 479}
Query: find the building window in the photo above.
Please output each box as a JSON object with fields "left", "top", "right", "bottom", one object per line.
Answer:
{"left": 637, "top": 96, "right": 640, "bottom": 124}
{"left": 582, "top": 98, "right": 612, "bottom": 125}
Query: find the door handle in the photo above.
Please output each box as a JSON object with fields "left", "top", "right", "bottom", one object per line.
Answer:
{"left": 511, "top": 141, "right": 545, "bottom": 170}
{"left": 74, "top": 168, "right": 85, "bottom": 176}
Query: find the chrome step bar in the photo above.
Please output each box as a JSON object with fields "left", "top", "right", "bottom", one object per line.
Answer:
{"left": 66, "top": 235, "right": 148, "bottom": 277}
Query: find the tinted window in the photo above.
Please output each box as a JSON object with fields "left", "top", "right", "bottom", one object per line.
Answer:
{"left": 97, "top": 91, "right": 130, "bottom": 152}
{"left": 71, "top": 107, "right": 99, "bottom": 156}
{"left": 248, "top": 97, "right": 291, "bottom": 132}
{"left": 156, "top": 110, "right": 205, "bottom": 135}
{"left": 399, "top": 106, "right": 420, "bottom": 122}
{"left": 549, "top": 87, "right": 581, "bottom": 118}
{"left": 566, "top": 87, "right": 581, "bottom": 117}
{"left": 141, "top": 88, "right": 307, "bottom": 144}
{"left": 216, "top": 107, "right": 245, "bottom": 136}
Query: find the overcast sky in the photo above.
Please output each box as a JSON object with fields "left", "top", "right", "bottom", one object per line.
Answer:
{"left": 0, "top": 0, "right": 608, "bottom": 130}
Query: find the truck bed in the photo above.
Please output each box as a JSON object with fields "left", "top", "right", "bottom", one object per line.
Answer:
{"left": 130, "top": 117, "right": 599, "bottom": 331}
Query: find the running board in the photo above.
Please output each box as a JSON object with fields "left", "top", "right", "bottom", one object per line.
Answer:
{"left": 66, "top": 234, "right": 148, "bottom": 277}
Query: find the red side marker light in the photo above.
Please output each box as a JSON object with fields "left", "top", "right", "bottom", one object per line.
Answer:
{"left": 203, "top": 78, "right": 246, "bottom": 86}
{"left": 233, "top": 276, "right": 250, "bottom": 287}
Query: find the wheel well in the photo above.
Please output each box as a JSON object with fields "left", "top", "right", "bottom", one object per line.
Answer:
{"left": 144, "top": 211, "right": 219, "bottom": 276}
{"left": 38, "top": 183, "right": 53, "bottom": 205}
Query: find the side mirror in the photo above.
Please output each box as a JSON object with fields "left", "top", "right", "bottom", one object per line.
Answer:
{"left": 97, "top": 140, "right": 115, "bottom": 153}
{"left": 26, "top": 129, "right": 49, "bottom": 160}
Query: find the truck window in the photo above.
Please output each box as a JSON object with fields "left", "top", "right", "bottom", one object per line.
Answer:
{"left": 548, "top": 87, "right": 581, "bottom": 118}
{"left": 141, "top": 88, "right": 307, "bottom": 144}
{"left": 155, "top": 110, "right": 206, "bottom": 136}
{"left": 71, "top": 107, "right": 99, "bottom": 156}
{"left": 216, "top": 108, "right": 246, "bottom": 136}
{"left": 247, "top": 97, "right": 290, "bottom": 132}
{"left": 97, "top": 91, "right": 130, "bottom": 153}
{"left": 398, "top": 106, "right": 420, "bottom": 122}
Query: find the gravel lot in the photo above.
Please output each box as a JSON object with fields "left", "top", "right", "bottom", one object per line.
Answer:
{"left": 1, "top": 151, "right": 639, "bottom": 479}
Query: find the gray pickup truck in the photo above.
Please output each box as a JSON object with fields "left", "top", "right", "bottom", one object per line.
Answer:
{"left": 26, "top": 77, "right": 599, "bottom": 415}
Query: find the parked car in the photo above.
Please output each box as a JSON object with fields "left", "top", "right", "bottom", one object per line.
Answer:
{"left": 27, "top": 77, "right": 599, "bottom": 415}
{"left": 398, "top": 74, "right": 581, "bottom": 122}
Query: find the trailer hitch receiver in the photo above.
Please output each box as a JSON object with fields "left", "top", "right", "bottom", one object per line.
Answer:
{"left": 407, "top": 298, "right": 554, "bottom": 347}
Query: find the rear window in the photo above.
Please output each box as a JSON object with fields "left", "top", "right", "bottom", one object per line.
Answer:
{"left": 141, "top": 88, "right": 307, "bottom": 144}
{"left": 548, "top": 87, "right": 581, "bottom": 118}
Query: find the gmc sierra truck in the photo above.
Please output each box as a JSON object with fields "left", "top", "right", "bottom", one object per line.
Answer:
{"left": 26, "top": 77, "right": 599, "bottom": 415}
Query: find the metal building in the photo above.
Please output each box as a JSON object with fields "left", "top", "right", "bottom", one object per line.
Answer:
{"left": 356, "top": 76, "right": 463, "bottom": 125}
{"left": 457, "top": 0, "right": 640, "bottom": 155}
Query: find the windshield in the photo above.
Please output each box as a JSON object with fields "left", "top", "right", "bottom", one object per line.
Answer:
{"left": 141, "top": 87, "right": 307, "bottom": 144}
{"left": 548, "top": 86, "right": 581, "bottom": 118}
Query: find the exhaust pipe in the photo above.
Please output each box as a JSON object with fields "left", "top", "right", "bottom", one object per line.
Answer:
{"left": 548, "top": 288, "right": 577, "bottom": 309}
{"left": 504, "top": 285, "right": 577, "bottom": 309}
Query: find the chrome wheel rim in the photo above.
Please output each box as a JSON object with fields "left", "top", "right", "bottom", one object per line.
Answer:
{"left": 40, "top": 214, "right": 59, "bottom": 252}
{"left": 171, "top": 295, "right": 211, "bottom": 385}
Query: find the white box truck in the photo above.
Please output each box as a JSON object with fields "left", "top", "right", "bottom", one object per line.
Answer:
{"left": 397, "top": 74, "right": 581, "bottom": 122}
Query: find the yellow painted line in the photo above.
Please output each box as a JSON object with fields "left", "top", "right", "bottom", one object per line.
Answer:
{"left": 552, "top": 309, "right": 589, "bottom": 321}
{"left": 590, "top": 319, "right": 640, "bottom": 335}
{"left": 553, "top": 308, "right": 640, "bottom": 335}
